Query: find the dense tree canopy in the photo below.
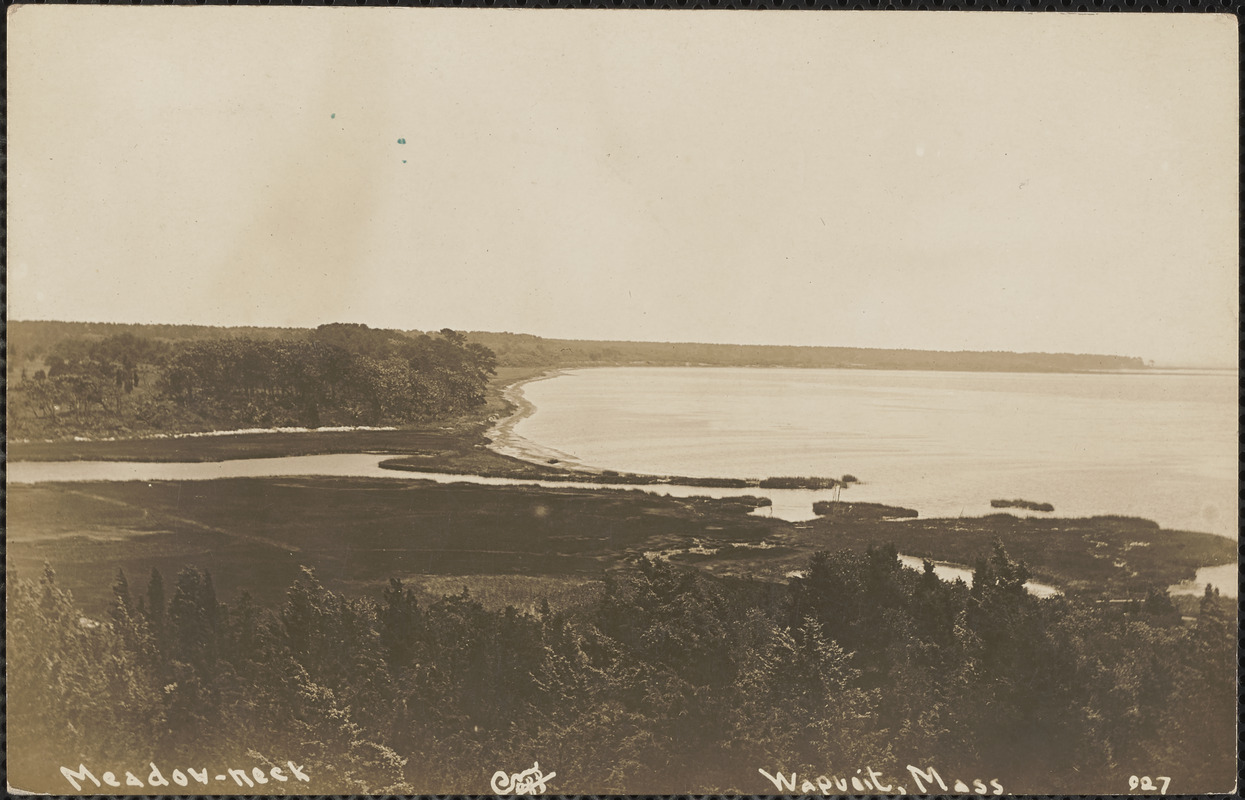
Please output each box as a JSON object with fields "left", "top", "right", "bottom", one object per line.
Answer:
{"left": 8, "top": 325, "right": 496, "bottom": 436}
{"left": 8, "top": 545, "right": 1234, "bottom": 795}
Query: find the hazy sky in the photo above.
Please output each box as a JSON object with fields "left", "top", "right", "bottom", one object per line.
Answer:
{"left": 7, "top": 8, "right": 1237, "bottom": 366}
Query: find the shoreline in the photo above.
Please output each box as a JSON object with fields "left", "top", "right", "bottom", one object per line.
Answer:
{"left": 7, "top": 471, "right": 1235, "bottom": 606}
{"left": 9, "top": 424, "right": 402, "bottom": 446}
{"left": 471, "top": 367, "right": 863, "bottom": 491}
{"left": 468, "top": 370, "right": 1237, "bottom": 542}
{"left": 9, "top": 365, "right": 1236, "bottom": 599}
{"left": 483, "top": 368, "right": 596, "bottom": 471}
{"left": 9, "top": 368, "right": 1233, "bottom": 549}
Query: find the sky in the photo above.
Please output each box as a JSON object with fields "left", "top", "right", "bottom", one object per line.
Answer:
{"left": 7, "top": 8, "right": 1238, "bottom": 366}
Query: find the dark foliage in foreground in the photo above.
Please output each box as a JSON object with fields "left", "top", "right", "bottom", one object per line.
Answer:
{"left": 8, "top": 544, "right": 1234, "bottom": 795}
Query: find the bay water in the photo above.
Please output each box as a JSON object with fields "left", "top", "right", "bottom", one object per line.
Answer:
{"left": 10, "top": 366, "right": 1234, "bottom": 597}
{"left": 499, "top": 366, "right": 1238, "bottom": 540}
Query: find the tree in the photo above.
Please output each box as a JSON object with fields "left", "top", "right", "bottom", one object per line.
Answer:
{"left": 145, "top": 568, "right": 166, "bottom": 640}
{"left": 379, "top": 578, "right": 421, "bottom": 669}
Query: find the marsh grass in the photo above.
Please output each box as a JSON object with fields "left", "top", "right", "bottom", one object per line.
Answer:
{"left": 408, "top": 574, "right": 604, "bottom": 613}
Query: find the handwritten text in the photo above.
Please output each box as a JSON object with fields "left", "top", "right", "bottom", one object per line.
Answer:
{"left": 490, "top": 761, "right": 556, "bottom": 795}
{"left": 759, "top": 764, "right": 1004, "bottom": 795}
{"left": 1129, "top": 775, "right": 1171, "bottom": 794}
{"left": 61, "top": 761, "right": 309, "bottom": 791}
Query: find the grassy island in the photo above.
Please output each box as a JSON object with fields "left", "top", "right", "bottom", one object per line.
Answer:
{"left": 991, "top": 498, "right": 1056, "bottom": 512}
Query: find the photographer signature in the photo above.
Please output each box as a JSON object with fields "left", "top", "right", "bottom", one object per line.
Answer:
{"left": 490, "top": 761, "right": 556, "bottom": 795}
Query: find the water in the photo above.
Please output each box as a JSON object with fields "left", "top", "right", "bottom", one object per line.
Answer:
{"left": 11, "top": 366, "right": 1236, "bottom": 597}
{"left": 498, "top": 366, "right": 1238, "bottom": 540}
{"left": 8, "top": 453, "right": 420, "bottom": 484}
{"left": 9, "top": 453, "right": 1229, "bottom": 598}
{"left": 895, "top": 555, "right": 1062, "bottom": 598}
{"left": 5, "top": 453, "right": 828, "bottom": 522}
{"left": 789, "top": 557, "right": 1062, "bottom": 598}
{"left": 8, "top": 453, "right": 1070, "bottom": 598}
{"left": 1168, "top": 563, "right": 1238, "bottom": 598}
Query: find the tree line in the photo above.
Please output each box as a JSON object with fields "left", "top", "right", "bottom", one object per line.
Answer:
{"left": 7, "top": 324, "right": 496, "bottom": 436}
{"left": 8, "top": 320, "right": 1148, "bottom": 379}
{"left": 8, "top": 544, "right": 1233, "bottom": 794}
{"left": 465, "top": 331, "right": 1148, "bottom": 372}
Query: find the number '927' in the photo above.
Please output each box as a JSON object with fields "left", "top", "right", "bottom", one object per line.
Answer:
{"left": 1129, "top": 775, "right": 1170, "bottom": 794}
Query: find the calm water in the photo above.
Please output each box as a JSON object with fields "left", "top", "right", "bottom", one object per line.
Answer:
{"left": 8, "top": 453, "right": 1062, "bottom": 597}
{"left": 500, "top": 367, "right": 1238, "bottom": 540}
{"left": 6, "top": 454, "right": 830, "bottom": 522}
{"left": 10, "top": 366, "right": 1235, "bottom": 597}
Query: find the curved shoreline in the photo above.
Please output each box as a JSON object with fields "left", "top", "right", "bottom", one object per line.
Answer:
{"left": 473, "top": 367, "right": 1236, "bottom": 541}
{"left": 479, "top": 368, "right": 860, "bottom": 492}
{"left": 11, "top": 369, "right": 1232, "bottom": 544}
{"left": 485, "top": 369, "right": 596, "bottom": 471}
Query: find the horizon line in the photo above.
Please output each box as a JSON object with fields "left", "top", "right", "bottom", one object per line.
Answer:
{"left": 8, "top": 317, "right": 1234, "bottom": 369}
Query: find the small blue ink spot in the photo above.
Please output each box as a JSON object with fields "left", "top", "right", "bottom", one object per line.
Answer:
{"left": 331, "top": 113, "right": 336, "bottom": 119}
{"left": 402, "top": 160, "right": 407, "bottom": 163}
{"left": 398, "top": 138, "right": 406, "bottom": 145}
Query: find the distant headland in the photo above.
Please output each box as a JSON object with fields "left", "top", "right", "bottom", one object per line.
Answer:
{"left": 8, "top": 320, "right": 1147, "bottom": 374}
{"left": 466, "top": 331, "right": 1147, "bottom": 372}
